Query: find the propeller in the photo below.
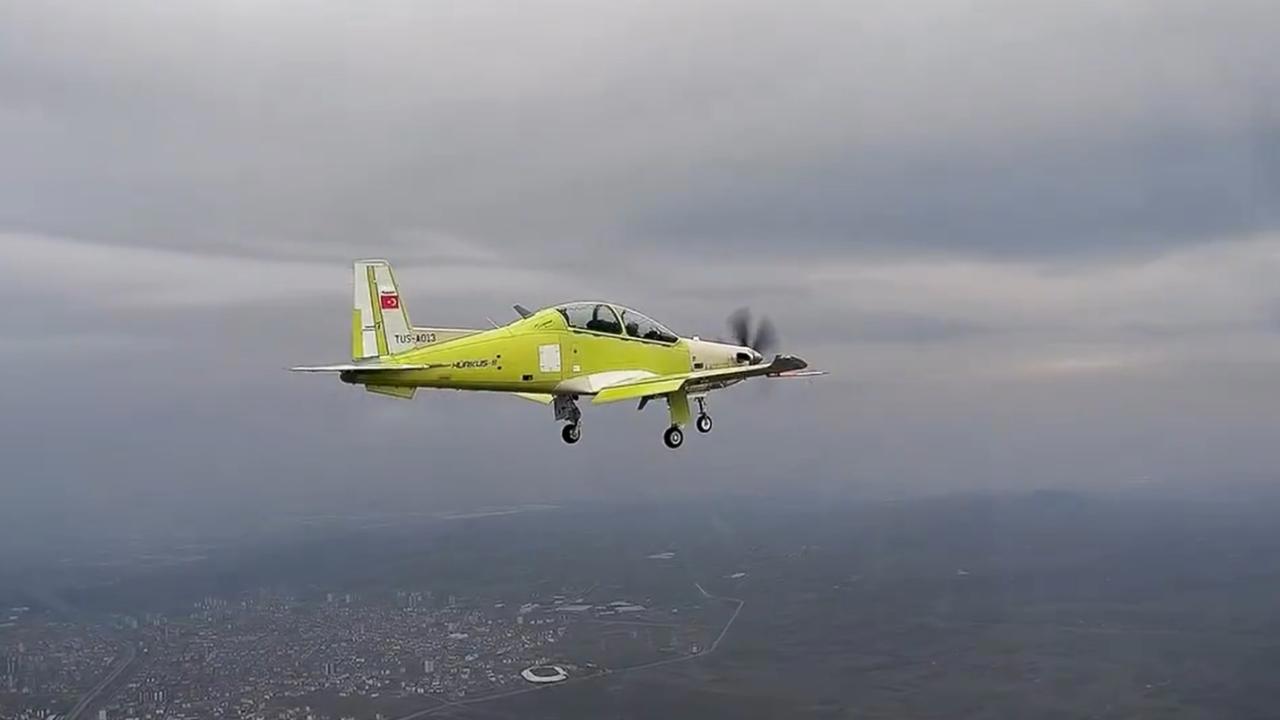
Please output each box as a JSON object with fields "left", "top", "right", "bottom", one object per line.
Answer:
{"left": 727, "top": 307, "right": 778, "bottom": 359}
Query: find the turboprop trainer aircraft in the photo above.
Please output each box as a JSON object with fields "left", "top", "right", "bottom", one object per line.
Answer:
{"left": 293, "top": 260, "right": 824, "bottom": 449}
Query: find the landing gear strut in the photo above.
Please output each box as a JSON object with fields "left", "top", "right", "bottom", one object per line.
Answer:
{"left": 554, "top": 396, "right": 582, "bottom": 445}
{"left": 663, "top": 390, "right": 692, "bottom": 450}
{"left": 694, "top": 396, "right": 713, "bottom": 434}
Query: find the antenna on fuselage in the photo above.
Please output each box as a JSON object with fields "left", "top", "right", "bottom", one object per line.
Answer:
{"left": 513, "top": 304, "right": 533, "bottom": 319}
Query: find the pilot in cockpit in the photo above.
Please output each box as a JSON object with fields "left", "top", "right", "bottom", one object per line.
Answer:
{"left": 585, "top": 304, "right": 621, "bottom": 334}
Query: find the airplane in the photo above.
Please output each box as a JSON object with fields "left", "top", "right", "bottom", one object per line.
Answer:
{"left": 293, "top": 260, "right": 824, "bottom": 448}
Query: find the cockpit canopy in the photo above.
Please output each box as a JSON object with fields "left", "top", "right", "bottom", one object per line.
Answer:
{"left": 555, "top": 302, "right": 679, "bottom": 344}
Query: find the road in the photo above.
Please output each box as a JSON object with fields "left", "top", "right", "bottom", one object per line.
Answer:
{"left": 64, "top": 644, "right": 138, "bottom": 720}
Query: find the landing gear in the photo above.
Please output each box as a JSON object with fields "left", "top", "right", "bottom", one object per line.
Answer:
{"left": 561, "top": 423, "right": 581, "bottom": 444}
{"left": 554, "top": 396, "right": 583, "bottom": 445}
{"left": 663, "top": 391, "right": 692, "bottom": 450}
{"left": 663, "top": 425, "right": 685, "bottom": 449}
{"left": 694, "top": 396, "right": 713, "bottom": 434}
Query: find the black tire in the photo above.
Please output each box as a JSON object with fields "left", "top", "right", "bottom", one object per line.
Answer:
{"left": 561, "top": 423, "right": 581, "bottom": 444}
{"left": 663, "top": 425, "right": 684, "bottom": 449}
{"left": 695, "top": 414, "right": 713, "bottom": 434}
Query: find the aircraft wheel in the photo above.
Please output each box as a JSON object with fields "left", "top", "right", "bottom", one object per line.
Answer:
{"left": 561, "top": 423, "right": 581, "bottom": 444}
{"left": 695, "top": 414, "right": 713, "bottom": 434}
{"left": 663, "top": 425, "right": 684, "bottom": 449}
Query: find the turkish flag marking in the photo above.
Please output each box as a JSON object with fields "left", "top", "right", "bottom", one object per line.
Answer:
{"left": 380, "top": 293, "right": 400, "bottom": 310}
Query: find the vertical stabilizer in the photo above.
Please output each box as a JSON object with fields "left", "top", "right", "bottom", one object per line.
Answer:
{"left": 352, "top": 260, "right": 415, "bottom": 359}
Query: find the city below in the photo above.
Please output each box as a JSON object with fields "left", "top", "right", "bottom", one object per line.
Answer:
{"left": 5, "top": 489, "right": 1280, "bottom": 719}
{"left": 2, "top": 583, "right": 735, "bottom": 720}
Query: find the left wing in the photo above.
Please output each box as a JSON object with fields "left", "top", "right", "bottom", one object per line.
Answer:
{"left": 591, "top": 355, "right": 822, "bottom": 405}
{"left": 290, "top": 361, "right": 446, "bottom": 373}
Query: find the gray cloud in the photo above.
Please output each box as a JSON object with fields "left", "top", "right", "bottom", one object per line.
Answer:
{"left": 3, "top": 1, "right": 1277, "bottom": 258}
{"left": 636, "top": 129, "right": 1280, "bottom": 256}
{"left": 2, "top": 0, "right": 1280, "bottom": 545}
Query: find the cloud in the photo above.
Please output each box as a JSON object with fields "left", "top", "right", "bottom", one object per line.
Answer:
{"left": 0, "top": 232, "right": 564, "bottom": 312}
{"left": 1, "top": 1, "right": 1276, "bottom": 257}
{"left": 8, "top": 227, "right": 1277, "bottom": 380}
{"left": 635, "top": 129, "right": 1279, "bottom": 256}
{"left": 2, "top": 0, "right": 1280, "bottom": 541}
{"left": 808, "top": 233, "right": 1280, "bottom": 338}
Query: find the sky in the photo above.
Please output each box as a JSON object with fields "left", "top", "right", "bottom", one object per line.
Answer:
{"left": 1, "top": 0, "right": 1278, "bottom": 547}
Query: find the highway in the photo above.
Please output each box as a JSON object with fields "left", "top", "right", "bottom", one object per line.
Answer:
{"left": 64, "top": 644, "right": 138, "bottom": 720}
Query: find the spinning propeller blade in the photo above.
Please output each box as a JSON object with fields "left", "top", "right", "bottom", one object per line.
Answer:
{"left": 727, "top": 307, "right": 779, "bottom": 360}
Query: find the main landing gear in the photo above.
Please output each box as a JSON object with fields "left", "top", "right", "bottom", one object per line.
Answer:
{"left": 659, "top": 392, "right": 710, "bottom": 450}
{"left": 663, "top": 425, "right": 684, "bottom": 449}
{"left": 554, "top": 392, "right": 713, "bottom": 449}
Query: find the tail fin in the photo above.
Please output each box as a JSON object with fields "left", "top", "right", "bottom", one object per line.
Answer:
{"left": 351, "top": 259, "right": 485, "bottom": 360}
{"left": 352, "top": 260, "right": 415, "bottom": 359}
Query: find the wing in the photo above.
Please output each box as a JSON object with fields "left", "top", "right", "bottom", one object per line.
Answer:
{"left": 591, "top": 355, "right": 823, "bottom": 405}
{"left": 512, "top": 392, "right": 555, "bottom": 404}
{"left": 290, "top": 361, "right": 446, "bottom": 372}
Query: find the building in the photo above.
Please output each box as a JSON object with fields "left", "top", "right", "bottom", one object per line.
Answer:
{"left": 520, "top": 665, "right": 568, "bottom": 684}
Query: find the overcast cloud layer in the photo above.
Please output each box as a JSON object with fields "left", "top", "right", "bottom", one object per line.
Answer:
{"left": 2, "top": 0, "right": 1278, "bottom": 548}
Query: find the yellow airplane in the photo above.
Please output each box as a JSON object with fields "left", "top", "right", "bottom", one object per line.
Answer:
{"left": 294, "top": 260, "right": 824, "bottom": 448}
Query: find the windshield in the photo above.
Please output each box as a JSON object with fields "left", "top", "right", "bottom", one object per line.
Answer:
{"left": 618, "top": 307, "right": 678, "bottom": 343}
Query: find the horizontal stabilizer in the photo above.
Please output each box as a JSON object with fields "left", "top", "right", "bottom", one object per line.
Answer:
{"left": 367, "top": 385, "right": 417, "bottom": 399}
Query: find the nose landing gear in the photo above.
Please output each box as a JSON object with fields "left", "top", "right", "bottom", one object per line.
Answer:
{"left": 694, "top": 396, "right": 713, "bottom": 434}
{"left": 554, "top": 396, "right": 582, "bottom": 445}
{"left": 561, "top": 423, "right": 581, "bottom": 444}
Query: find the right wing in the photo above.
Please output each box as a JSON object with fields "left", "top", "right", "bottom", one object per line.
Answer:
{"left": 513, "top": 392, "right": 555, "bottom": 404}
